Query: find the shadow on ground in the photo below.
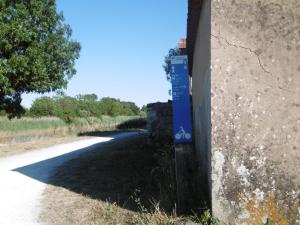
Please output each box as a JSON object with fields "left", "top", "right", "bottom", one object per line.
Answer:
{"left": 78, "top": 129, "right": 140, "bottom": 137}
{"left": 13, "top": 130, "right": 176, "bottom": 213}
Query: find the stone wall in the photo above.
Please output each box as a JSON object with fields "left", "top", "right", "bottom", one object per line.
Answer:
{"left": 210, "top": 0, "right": 300, "bottom": 224}
{"left": 189, "top": 0, "right": 300, "bottom": 224}
{"left": 147, "top": 101, "right": 173, "bottom": 144}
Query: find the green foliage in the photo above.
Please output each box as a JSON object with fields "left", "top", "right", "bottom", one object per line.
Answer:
{"left": 0, "top": 0, "right": 81, "bottom": 118}
{"left": 98, "top": 97, "right": 140, "bottom": 117}
{"left": 0, "top": 115, "right": 139, "bottom": 134}
{"left": 192, "top": 210, "right": 220, "bottom": 225}
{"left": 141, "top": 105, "right": 147, "bottom": 112}
{"left": 118, "top": 101, "right": 139, "bottom": 116}
{"left": 163, "top": 47, "right": 180, "bottom": 81}
{"left": 0, "top": 110, "right": 6, "bottom": 116}
{"left": 98, "top": 97, "right": 121, "bottom": 117}
{"left": 55, "top": 95, "right": 79, "bottom": 123}
{"left": 30, "top": 96, "right": 57, "bottom": 117}
{"left": 0, "top": 116, "right": 66, "bottom": 132}
{"left": 76, "top": 93, "right": 98, "bottom": 102}
{"left": 27, "top": 94, "right": 142, "bottom": 123}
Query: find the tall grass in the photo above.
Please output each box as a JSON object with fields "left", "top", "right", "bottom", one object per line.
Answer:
{"left": 0, "top": 116, "right": 143, "bottom": 144}
{"left": 0, "top": 117, "right": 66, "bottom": 132}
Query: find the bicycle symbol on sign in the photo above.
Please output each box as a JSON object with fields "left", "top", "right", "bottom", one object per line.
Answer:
{"left": 175, "top": 126, "right": 191, "bottom": 140}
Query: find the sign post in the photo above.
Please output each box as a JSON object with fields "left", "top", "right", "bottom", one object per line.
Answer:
{"left": 171, "top": 55, "right": 192, "bottom": 144}
{"left": 171, "top": 55, "right": 198, "bottom": 214}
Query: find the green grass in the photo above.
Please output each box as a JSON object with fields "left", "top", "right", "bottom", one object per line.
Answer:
{"left": 0, "top": 117, "right": 66, "bottom": 132}
{"left": 0, "top": 115, "right": 144, "bottom": 145}
{"left": 0, "top": 115, "right": 142, "bottom": 133}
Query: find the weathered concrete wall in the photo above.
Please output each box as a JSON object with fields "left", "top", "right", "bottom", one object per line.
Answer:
{"left": 147, "top": 101, "right": 173, "bottom": 144}
{"left": 190, "top": 0, "right": 211, "bottom": 209}
{"left": 209, "top": 0, "right": 300, "bottom": 224}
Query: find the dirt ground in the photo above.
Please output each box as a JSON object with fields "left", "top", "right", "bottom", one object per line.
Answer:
{"left": 0, "top": 135, "right": 90, "bottom": 157}
{"left": 39, "top": 135, "right": 184, "bottom": 225}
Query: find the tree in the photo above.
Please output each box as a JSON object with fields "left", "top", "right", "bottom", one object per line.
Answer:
{"left": 0, "top": 0, "right": 81, "bottom": 118}
{"left": 98, "top": 97, "right": 140, "bottom": 117}
{"left": 55, "top": 95, "right": 79, "bottom": 123}
{"left": 76, "top": 94, "right": 101, "bottom": 117}
{"left": 141, "top": 105, "right": 147, "bottom": 112}
{"left": 99, "top": 97, "right": 122, "bottom": 117}
{"left": 122, "top": 101, "right": 140, "bottom": 115}
{"left": 162, "top": 47, "right": 180, "bottom": 81}
{"left": 76, "top": 94, "right": 98, "bottom": 102}
{"left": 30, "top": 96, "right": 57, "bottom": 117}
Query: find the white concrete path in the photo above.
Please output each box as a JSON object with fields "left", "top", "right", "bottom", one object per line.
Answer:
{"left": 0, "top": 132, "right": 139, "bottom": 225}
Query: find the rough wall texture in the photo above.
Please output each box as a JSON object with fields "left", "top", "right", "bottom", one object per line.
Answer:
{"left": 190, "top": 0, "right": 211, "bottom": 209}
{"left": 147, "top": 101, "right": 173, "bottom": 144}
{"left": 210, "top": 0, "right": 300, "bottom": 224}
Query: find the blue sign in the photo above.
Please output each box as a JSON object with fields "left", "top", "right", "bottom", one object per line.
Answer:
{"left": 171, "top": 55, "right": 192, "bottom": 143}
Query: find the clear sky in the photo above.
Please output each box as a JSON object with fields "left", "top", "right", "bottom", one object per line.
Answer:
{"left": 22, "top": 0, "right": 187, "bottom": 108}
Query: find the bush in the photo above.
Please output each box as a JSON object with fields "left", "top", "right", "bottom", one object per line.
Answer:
{"left": 0, "top": 110, "right": 7, "bottom": 116}
{"left": 30, "top": 97, "right": 57, "bottom": 117}
{"left": 27, "top": 94, "right": 143, "bottom": 121}
{"left": 54, "top": 96, "right": 79, "bottom": 123}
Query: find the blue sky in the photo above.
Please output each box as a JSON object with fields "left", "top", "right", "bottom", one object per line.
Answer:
{"left": 22, "top": 0, "right": 187, "bottom": 108}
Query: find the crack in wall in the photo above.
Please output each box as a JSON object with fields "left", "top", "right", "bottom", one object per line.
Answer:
{"left": 211, "top": 34, "right": 271, "bottom": 74}
{"left": 211, "top": 34, "right": 297, "bottom": 94}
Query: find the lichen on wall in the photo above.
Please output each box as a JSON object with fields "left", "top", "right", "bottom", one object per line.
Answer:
{"left": 210, "top": 0, "right": 300, "bottom": 224}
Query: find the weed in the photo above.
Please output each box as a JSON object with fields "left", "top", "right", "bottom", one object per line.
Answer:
{"left": 191, "top": 210, "right": 220, "bottom": 225}
{"left": 39, "top": 135, "right": 220, "bottom": 225}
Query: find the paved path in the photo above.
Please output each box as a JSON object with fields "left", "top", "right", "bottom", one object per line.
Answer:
{"left": 0, "top": 132, "right": 141, "bottom": 225}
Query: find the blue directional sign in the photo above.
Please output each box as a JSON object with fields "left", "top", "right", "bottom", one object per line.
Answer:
{"left": 171, "top": 55, "right": 192, "bottom": 143}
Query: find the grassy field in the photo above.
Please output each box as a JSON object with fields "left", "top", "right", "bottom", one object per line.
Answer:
{"left": 0, "top": 117, "right": 66, "bottom": 132}
{"left": 0, "top": 116, "right": 145, "bottom": 157}
{"left": 0, "top": 116, "right": 142, "bottom": 143}
{"left": 40, "top": 135, "right": 219, "bottom": 225}
{"left": 0, "top": 116, "right": 141, "bottom": 133}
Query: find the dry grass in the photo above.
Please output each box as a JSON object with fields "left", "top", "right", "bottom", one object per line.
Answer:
{"left": 0, "top": 135, "right": 90, "bottom": 157}
{"left": 0, "top": 116, "right": 139, "bottom": 133}
{"left": 41, "top": 186, "right": 184, "bottom": 225}
{"left": 39, "top": 135, "right": 220, "bottom": 225}
{"left": 0, "top": 116, "right": 141, "bottom": 157}
{"left": 39, "top": 135, "right": 185, "bottom": 225}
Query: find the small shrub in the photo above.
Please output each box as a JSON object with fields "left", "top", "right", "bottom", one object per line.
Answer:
{"left": 191, "top": 210, "right": 220, "bottom": 225}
